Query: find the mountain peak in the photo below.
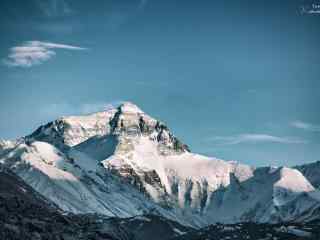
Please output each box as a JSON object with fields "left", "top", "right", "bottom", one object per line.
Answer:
{"left": 25, "top": 101, "right": 189, "bottom": 153}
{"left": 108, "top": 102, "right": 189, "bottom": 153}
{"left": 3, "top": 101, "right": 320, "bottom": 227}
{"left": 109, "top": 102, "right": 156, "bottom": 135}
{"left": 119, "top": 101, "right": 144, "bottom": 114}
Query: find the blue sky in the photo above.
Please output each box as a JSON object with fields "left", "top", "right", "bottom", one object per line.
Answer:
{"left": 0, "top": 0, "right": 320, "bottom": 166}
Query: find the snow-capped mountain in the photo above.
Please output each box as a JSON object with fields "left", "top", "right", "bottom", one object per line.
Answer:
{"left": 26, "top": 109, "right": 117, "bottom": 150}
{"left": 1, "top": 102, "right": 320, "bottom": 227}
{"left": 295, "top": 161, "right": 320, "bottom": 189}
{"left": 0, "top": 139, "right": 19, "bottom": 155}
{"left": 0, "top": 164, "right": 192, "bottom": 240}
{"left": 206, "top": 166, "right": 320, "bottom": 223}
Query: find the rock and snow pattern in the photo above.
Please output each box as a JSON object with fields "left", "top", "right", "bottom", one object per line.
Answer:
{"left": 1, "top": 101, "right": 320, "bottom": 227}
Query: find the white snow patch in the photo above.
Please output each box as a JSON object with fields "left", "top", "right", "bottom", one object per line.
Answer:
{"left": 172, "top": 227, "right": 186, "bottom": 235}
{"left": 273, "top": 167, "right": 314, "bottom": 207}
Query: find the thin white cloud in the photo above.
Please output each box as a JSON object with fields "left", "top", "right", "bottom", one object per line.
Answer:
{"left": 79, "top": 102, "right": 121, "bottom": 115}
{"left": 291, "top": 120, "right": 320, "bottom": 132}
{"left": 209, "top": 134, "right": 306, "bottom": 145}
{"left": 40, "top": 101, "right": 123, "bottom": 119}
{"left": 3, "top": 41, "right": 86, "bottom": 67}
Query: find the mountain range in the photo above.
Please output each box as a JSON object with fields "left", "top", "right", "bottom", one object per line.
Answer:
{"left": 1, "top": 102, "right": 320, "bottom": 239}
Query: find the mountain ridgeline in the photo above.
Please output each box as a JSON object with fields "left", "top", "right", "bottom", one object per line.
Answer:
{"left": 1, "top": 102, "right": 320, "bottom": 239}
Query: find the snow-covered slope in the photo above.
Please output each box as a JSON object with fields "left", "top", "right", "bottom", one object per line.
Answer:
{"left": 0, "top": 140, "right": 196, "bottom": 227}
{"left": 0, "top": 164, "right": 193, "bottom": 240}
{"left": 26, "top": 109, "right": 117, "bottom": 150}
{"left": 1, "top": 141, "right": 149, "bottom": 216}
{"left": 205, "top": 166, "right": 320, "bottom": 223}
{"left": 0, "top": 139, "right": 19, "bottom": 155}
{"left": 295, "top": 161, "right": 320, "bottom": 189}
{"left": 1, "top": 101, "right": 320, "bottom": 226}
{"left": 104, "top": 135, "right": 253, "bottom": 213}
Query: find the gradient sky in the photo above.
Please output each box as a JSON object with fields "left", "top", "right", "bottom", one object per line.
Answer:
{"left": 0, "top": 0, "right": 320, "bottom": 167}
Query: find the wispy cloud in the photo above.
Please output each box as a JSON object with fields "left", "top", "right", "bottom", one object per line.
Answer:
{"left": 79, "top": 102, "right": 122, "bottom": 115}
{"left": 291, "top": 120, "right": 320, "bottom": 132}
{"left": 41, "top": 101, "right": 123, "bottom": 119}
{"left": 3, "top": 41, "right": 86, "bottom": 67}
{"left": 209, "top": 134, "right": 306, "bottom": 145}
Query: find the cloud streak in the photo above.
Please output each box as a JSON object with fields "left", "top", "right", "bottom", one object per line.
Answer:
{"left": 40, "top": 101, "right": 124, "bottom": 119}
{"left": 3, "top": 41, "right": 86, "bottom": 67}
{"left": 209, "top": 134, "right": 306, "bottom": 145}
{"left": 291, "top": 120, "right": 320, "bottom": 132}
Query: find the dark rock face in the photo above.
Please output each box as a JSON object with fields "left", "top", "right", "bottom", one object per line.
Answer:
{"left": 108, "top": 104, "right": 190, "bottom": 153}
{"left": 110, "top": 165, "right": 165, "bottom": 200}
{"left": 109, "top": 107, "right": 123, "bottom": 133}
{"left": 143, "top": 170, "right": 163, "bottom": 187}
{"left": 111, "top": 163, "right": 147, "bottom": 193}
{"left": 153, "top": 120, "right": 190, "bottom": 153}
{"left": 26, "top": 119, "right": 69, "bottom": 151}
